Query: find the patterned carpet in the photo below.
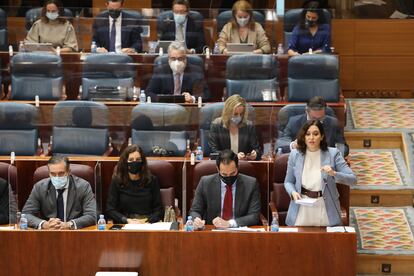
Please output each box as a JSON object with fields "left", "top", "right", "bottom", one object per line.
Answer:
{"left": 348, "top": 99, "right": 414, "bottom": 130}
{"left": 349, "top": 149, "right": 412, "bottom": 190}
{"left": 351, "top": 207, "right": 414, "bottom": 254}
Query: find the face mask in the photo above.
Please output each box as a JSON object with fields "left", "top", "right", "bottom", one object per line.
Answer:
{"left": 109, "top": 9, "right": 121, "bottom": 19}
{"left": 46, "top": 12, "right": 59, "bottom": 21}
{"left": 174, "top": 13, "right": 187, "bottom": 25}
{"left": 305, "top": 19, "right": 317, "bottom": 28}
{"left": 230, "top": 115, "right": 242, "bottom": 125}
{"left": 220, "top": 174, "right": 238, "bottom": 186}
{"left": 128, "top": 161, "right": 143, "bottom": 174}
{"left": 169, "top": 59, "right": 186, "bottom": 74}
{"left": 51, "top": 176, "right": 68, "bottom": 190}
{"left": 236, "top": 16, "right": 250, "bottom": 27}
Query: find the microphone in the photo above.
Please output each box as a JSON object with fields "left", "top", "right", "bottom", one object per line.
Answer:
{"left": 94, "top": 160, "right": 102, "bottom": 218}
{"left": 322, "top": 172, "right": 348, "bottom": 233}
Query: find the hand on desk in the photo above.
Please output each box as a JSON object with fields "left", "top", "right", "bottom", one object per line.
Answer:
{"left": 238, "top": 150, "right": 257, "bottom": 160}
{"left": 182, "top": 92, "right": 194, "bottom": 103}
{"left": 212, "top": 217, "right": 230, "bottom": 229}
{"left": 121, "top": 48, "right": 136, "bottom": 54}
{"left": 193, "top": 217, "right": 205, "bottom": 229}
{"left": 42, "top": 218, "right": 62, "bottom": 230}
{"left": 97, "top": 47, "right": 108, "bottom": 53}
{"left": 127, "top": 218, "right": 147, "bottom": 224}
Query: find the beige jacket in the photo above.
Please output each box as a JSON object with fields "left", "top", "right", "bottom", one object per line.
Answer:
{"left": 26, "top": 19, "right": 78, "bottom": 52}
{"left": 217, "top": 22, "right": 271, "bottom": 54}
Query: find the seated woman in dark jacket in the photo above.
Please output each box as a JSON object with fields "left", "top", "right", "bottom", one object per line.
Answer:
{"left": 208, "top": 94, "right": 261, "bottom": 160}
{"left": 106, "top": 145, "right": 164, "bottom": 224}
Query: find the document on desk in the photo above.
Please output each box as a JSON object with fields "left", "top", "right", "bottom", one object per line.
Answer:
{"left": 212, "top": 227, "right": 266, "bottom": 232}
{"left": 0, "top": 226, "right": 14, "bottom": 231}
{"left": 295, "top": 198, "right": 318, "bottom": 206}
{"left": 326, "top": 226, "right": 355, "bottom": 233}
{"left": 122, "top": 222, "right": 172, "bottom": 231}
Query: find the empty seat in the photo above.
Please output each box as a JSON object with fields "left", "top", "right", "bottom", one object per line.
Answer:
{"left": 0, "top": 8, "right": 8, "bottom": 51}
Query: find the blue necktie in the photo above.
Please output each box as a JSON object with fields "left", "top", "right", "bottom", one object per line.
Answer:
{"left": 56, "top": 189, "right": 65, "bottom": 221}
{"left": 109, "top": 19, "right": 116, "bottom": 52}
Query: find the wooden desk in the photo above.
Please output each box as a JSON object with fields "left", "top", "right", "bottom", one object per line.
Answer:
{"left": 1, "top": 227, "right": 356, "bottom": 276}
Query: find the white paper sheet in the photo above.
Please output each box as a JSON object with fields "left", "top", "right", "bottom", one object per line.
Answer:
{"left": 326, "top": 226, "right": 355, "bottom": 233}
{"left": 212, "top": 227, "right": 266, "bottom": 232}
{"left": 122, "top": 222, "right": 172, "bottom": 231}
{"left": 279, "top": 227, "right": 299, "bottom": 233}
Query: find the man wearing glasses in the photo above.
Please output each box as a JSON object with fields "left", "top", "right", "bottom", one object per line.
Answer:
{"left": 145, "top": 41, "right": 209, "bottom": 103}
{"left": 22, "top": 156, "right": 96, "bottom": 229}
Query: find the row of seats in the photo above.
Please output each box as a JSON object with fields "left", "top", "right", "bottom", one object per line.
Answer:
{"left": 5, "top": 52, "right": 340, "bottom": 102}
{"left": 0, "top": 101, "right": 338, "bottom": 157}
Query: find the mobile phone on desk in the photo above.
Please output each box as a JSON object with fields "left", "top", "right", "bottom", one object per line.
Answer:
{"left": 109, "top": 224, "right": 122, "bottom": 230}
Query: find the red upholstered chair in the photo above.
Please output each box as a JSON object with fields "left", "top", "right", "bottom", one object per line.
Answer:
{"left": 192, "top": 160, "right": 267, "bottom": 225}
{"left": 270, "top": 153, "right": 350, "bottom": 226}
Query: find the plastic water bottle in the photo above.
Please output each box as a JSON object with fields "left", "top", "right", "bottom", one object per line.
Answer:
{"left": 20, "top": 214, "right": 28, "bottom": 230}
{"left": 195, "top": 146, "right": 203, "bottom": 161}
{"left": 190, "top": 152, "right": 195, "bottom": 165}
{"left": 213, "top": 42, "right": 220, "bottom": 54}
{"left": 277, "top": 43, "right": 284, "bottom": 55}
{"left": 18, "top": 41, "right": 24, "bottom": 52}
{"left": 276, "top": 147, "right": 283, "bottom": 158}
{"left": 185, "top": 216, "right": 194, "bottom": 232}
{"left": 270, "top": 212, "right": 279, "bottom": 232}
{"left": 91, "top": 41, "right": 97, "bottom": 53}
{"left": 139, "top": 90, "right": 146, "bottom": 103}
{"left": 15, "top": 211, "right": 21, "bottom": 229}
{"left": 97, "top": 214, "right": 106, "bottom": 231}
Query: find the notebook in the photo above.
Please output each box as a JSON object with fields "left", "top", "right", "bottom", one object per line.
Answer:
{"left": 226, "top": 43, "right": 254, "bottom": 55}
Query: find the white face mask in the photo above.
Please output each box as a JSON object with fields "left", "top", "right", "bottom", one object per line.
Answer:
{"left": 173, "top": 13, "right": 187, "bottom": 25}
{"left": 230, "top": 115, "right": 242, "bottom": 125}
{"left": 50, "top": 175, "right": 68, "bottom": 190}
{"left": 46, "top": 12, "right": 59, "bottom": 21}
{"left": 169, "top": 59, "right": 186, "bottom": 74}
{"left": 236, "top": 16, "right": 250, "bottom": 27}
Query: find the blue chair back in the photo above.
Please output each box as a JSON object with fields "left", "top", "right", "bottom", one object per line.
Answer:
{"left": 52, "top": 101, "right": 109, "bottom": 155}
{"left": 287, "top": 54, "right": 339, "bottom": 102}
{"left": 0, "top": 102, "right": 38, "bottom": 155}
{"left": 11, "top": 53, "right": 63, "bottom": 100}
{"left": 216, "top": 10, "right": 265, "bottom": 33}
{"left": 226, "top": 54, "right": 278, "bottom": 102}
{"left": 0, "top": 8, "right": 7, "bottom": 51}
{"left": 82, "top": 53, "right": 135, "bottom": 100}
{"left": 131, "top": 103, "right": 189, "bottom": 156}
{"left": 25, "top": 7, "right": 74, "bottom": 31}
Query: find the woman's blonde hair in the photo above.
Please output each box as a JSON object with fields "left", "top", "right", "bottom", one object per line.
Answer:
{"left": 231, "top": 0, "right": 255, "bottom": 30}
{"left": 221, "top": 94, "right": 248, "bottom": 128}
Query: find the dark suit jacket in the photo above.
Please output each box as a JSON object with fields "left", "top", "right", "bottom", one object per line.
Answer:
{"left": 92, "top": 11, "right": 142, "bottom": 52}
{"left": 158, "top": 16, "right": 205, "bottom": 53}
{"left": 0, "top": 178, "right": 9, "bottom": 224}
{"left": 277, "top": 114, "right": 348, "bottom": 155}
{"left": 208, "top": 118, "right": 261, "bottom": 159}
{"left": 145, "top": 63, "right": 210, "bottom": 101}
{"left": 190, "top": 173, "right": 261, "bottom": 226}
{"left": 22, "top": 175, "right": 96, "bottom": 229}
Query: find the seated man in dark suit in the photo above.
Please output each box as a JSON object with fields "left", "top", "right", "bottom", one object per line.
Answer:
{"left": 190, "top": 150, "right": 261, "bottom": 229}
{"left": 0, "top": 177, "right": 11, "bottom": 224}
{"left": 277, "top": 96, "right": 349, "bottom": 156}
{"left": 158, "top": 0, "right": 205, "bottom": 53}
{"left": 22, "top": 156, "right": 96, "bottom": 229}
{"left": 92, "top": 0, "right": 142, "bottom": 53}
{"left": 145, "top": 41, "right": 210, "bottom": 103}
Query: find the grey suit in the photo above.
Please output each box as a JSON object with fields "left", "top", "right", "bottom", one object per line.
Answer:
{"left": 190, "top": 173, "right": 261, "bottom": 226}
{"left": 284, "top": 147, "right": 356, "bottom": 226}
{"left": 277, "top": 114, "right": 348, "bottom": 155}
{"left": 22, "top": 175, "right": 96, "bottom": 229}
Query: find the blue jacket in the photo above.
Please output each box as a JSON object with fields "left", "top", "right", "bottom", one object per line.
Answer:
{"left": 284, "top": 147, "right": 356, "bottom": 226}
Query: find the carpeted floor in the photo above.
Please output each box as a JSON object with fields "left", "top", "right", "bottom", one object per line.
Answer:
{"left": 351, "top": 207, "right": 414, "bottom": 255}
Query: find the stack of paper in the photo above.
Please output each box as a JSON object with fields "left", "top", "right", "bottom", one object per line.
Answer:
{"left": 295, "top": 198, "right": 318, "bottom": 206}
{"left": 122, "top": 222, "right": 172, "bottom": 231}
{"left": 213, "top": 227, "right": 266, "bottom": 232}
{"left": 326, "top": 226, "right": 355, "bottom": 233}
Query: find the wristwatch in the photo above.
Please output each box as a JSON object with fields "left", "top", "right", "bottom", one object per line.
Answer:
{"left": 69, "top": 221, "right": 75, "bottom": 230}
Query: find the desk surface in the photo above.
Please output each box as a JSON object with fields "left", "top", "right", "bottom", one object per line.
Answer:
{"left": 2, "top": 226, "right": 356, "bottom": 276}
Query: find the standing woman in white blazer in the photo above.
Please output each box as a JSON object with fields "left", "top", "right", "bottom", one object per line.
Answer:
{"left": 284, "top": 120, "right": 356, "bottom": 226}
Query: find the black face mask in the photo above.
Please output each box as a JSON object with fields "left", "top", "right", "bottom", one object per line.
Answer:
{"left": 305, "top": 19, "right": 317, "bottom": 28}
{"left": 128, "top": 161, "right": 143, "bottom": 174}
{"left": 109, "top": 9, "right": 121, "bottom": 19}
{"left": 220, "top": 174, "right": 238, "bottom": 186}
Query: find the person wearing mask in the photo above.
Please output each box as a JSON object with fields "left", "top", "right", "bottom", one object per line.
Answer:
{"left": 284, "top": 120, "right": 356, "bottom": 226}
{"left": 92, "top": 0, "right": 142, "bottom": 53}
{"left": 22, "top": 156, "right": 96, "bottom": 229}
{"left": 106, "top": 145, "right": 164, "bottom": 224}
{"left": 190, "top": 149, "right": 261, "bottom": 229}
{"left": 217, "top": 0, "right": 271, "bottom": 54}
{"left": 288, "top": 1, "right": 331, "bottom": 56}
{"left": 157, "top": 0, "right": 205, "bottom": 54}
{"left": 145, "top": 41, "right": 210, "bottom": 103}
{"left": 25, "top": 0, "right": 78, "bottom": 52}
{"left": 209, "top": 94, "right": 261, "bottom": 160}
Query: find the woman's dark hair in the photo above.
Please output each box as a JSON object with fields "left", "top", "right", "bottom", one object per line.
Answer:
{"left": 296, "top": 120, "right": 328, "bottom": 154}
{"left": 114, "top": 145, "right": 152, "bottom": 188}
{"left": 41, "top": 0, "right": 67, "bottom": 24}
{"left": 298, "top": 1, "right": 326, "bottom": 29}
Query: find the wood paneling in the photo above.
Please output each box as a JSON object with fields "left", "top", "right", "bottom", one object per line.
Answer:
{"left": 358, "top": 254, "right": 414, "bottom": 275}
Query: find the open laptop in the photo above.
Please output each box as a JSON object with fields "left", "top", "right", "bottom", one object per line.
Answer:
{"left": 226, "top": 43, "right": 254, "bottom": 55}
{"left": 157, "top": 94, "right": 185, "bottom": 103}
{"left": 23, "top": 42, "right": 55, "bottom": 52}
{"left": 156, "top": 41, "right": 174, "bottom": 53}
